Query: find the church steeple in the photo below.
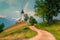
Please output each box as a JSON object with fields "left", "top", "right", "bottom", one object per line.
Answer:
{"left": 21, "top": 9, "right": 24, "bottom": 14}
{"left": 19, "top": 9, "right": 24, "bottom": 22}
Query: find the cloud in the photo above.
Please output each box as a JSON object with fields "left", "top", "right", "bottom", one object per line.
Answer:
{"left": 16, "top": 10, "right": 20, "bottom": 14}
{"left": 12, "top": 17, "right": 20, "bottom": 21}
{"left": 27, "top": 11, "right": 35, "bottom": 16}
{"left": 23, "top": 1, "right": 35, "bottom": 16}
{"left": 0, "top": 15, "right": 7, "bottom": 18}
{"left": 23, "top": 1, "right": 29, "bottom": 13}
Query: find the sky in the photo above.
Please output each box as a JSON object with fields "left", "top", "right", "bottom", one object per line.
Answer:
{"left": 0, "top": 0, "right": 60, "bottom": 28}
{"left": 0, "top": 0, "right": 60, "bottom": 22}
{"left": 0, "top": 0, "right": 36, "bottom": 20}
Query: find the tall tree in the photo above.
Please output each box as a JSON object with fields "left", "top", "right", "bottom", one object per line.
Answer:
{"left": 34, "top": 0, "right": 46, "bottom": 22}
{"left": 34, "top": 0, "right": 60, "bottom": 24}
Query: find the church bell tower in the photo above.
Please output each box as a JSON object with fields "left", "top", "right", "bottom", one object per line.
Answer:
{"left": 20, "top": 9, "right": 25, "bottom": 22}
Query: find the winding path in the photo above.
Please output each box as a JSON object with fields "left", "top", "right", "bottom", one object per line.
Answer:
{"left": 25, "top": 26, "right": 56, "bottom": 40}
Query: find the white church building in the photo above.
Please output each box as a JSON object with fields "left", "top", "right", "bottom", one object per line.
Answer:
{"left": 19, "top": 9, "right": 25, "bottom": 22}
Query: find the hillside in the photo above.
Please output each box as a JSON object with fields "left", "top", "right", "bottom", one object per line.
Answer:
{"left": 4, "top": 22, "right": 28, "bottom": 32}
{"left": 0, "top": 22, "right": 37, "bottom": 40}
{"left": 0, "top": 22, "right": 56, "bottom": 40}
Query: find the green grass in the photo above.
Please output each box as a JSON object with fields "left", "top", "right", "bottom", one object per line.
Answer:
{"left": 34, "top": 21, "right": 60, "bottom": 40}
{"left": 21, "top": 29, "right": 37, "bottom": 38}
{"left": 0, "top": 26, "right": 37, "bottom": 39}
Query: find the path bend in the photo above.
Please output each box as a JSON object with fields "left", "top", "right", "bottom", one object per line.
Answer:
{"left": 25, "top": 26, "right": 56, "bottom": 40}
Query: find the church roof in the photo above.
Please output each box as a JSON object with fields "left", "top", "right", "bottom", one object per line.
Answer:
{"left": 21, "top": 9, "right": 24, "bottom": 14}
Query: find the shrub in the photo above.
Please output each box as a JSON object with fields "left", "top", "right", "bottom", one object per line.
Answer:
{"left": 29, "top": 16, "right": 37, "bottom": 25}
{"left": 0, "top": 23, "right": 5, "bottom": 33}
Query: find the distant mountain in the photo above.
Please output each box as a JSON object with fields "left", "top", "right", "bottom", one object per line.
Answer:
{"left": 0, "top": 17, "right": 17, "bottom": 28}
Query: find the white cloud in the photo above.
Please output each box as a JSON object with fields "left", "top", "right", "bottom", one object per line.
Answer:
{"left": 23, "top": 1, "right": 35, "bottom": 16}
{"left": 16, "top": 10, "right": 20, "bottom": 14}
{"left": 23, "top": 1, "right": 29, "bottom": 13}
{"left": 12, "top": 17, "right": 20, "bottom": 21}
{"left": 27, "top": 11, "right": 35, "bottom": 16}
{"left": 0, "top": 15, "right": 7, "bottom": 18}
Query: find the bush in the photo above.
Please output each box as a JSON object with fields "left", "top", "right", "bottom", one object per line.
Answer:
{"left": 29, "top": 16, "right": 37, "bottom": 25}
{"left": 24, "top": 14, "right": 29, "bottom": 22}
{"left": 0, "top": 23, "right": 5, "bottom": 33}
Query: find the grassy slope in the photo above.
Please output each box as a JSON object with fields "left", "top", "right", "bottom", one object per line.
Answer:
{"left": 35, "top": 21, "right": 60, "bottom": 40}
{"left": 0, "top": 22, "right": 37, "bottom": 40}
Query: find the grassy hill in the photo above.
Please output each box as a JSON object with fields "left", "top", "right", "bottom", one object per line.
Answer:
{"left": 0, "top": 22, "right": 37, "bottom": 40}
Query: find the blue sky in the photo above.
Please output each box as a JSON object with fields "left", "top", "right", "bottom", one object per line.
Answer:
{"left": 0, "top": 0, "right": 35, "bottom": 20}
{"left": 0, "top": 0, "right": 60, "bottom": 21}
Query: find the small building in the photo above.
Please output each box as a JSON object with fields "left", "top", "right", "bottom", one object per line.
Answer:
{"left": 19, "top": 9, "right": 25, "bottom": 22}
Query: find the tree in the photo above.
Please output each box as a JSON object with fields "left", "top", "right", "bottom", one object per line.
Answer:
{"left": 29, "top": 16, "right": 37, "bottom": 25}
{"left": 34, "top": 0, "right": 60, "bottom": 24}
{"left": 34, "top": 0, "right": 46, "bottom": 22}
{"left": 0, "top": 23, "right": 5, "bottom": 32}
{"left": 24, "top": 14, "right": 29, "bottom": 22}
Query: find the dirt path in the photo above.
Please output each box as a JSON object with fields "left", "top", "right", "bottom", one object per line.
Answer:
{"left": 26, "top": 26, "right": 56, "bottom": 40}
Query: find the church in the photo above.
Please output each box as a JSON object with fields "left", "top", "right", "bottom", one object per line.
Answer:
{"left": 19, "top": 9, "right": 25, "bottom": 22}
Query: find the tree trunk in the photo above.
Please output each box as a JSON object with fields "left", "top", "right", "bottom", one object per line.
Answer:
{"left": 48, "top": 14, "right": 53, "bottom": 25}
{"left": 43, "top": 17, "right": 44, "bottom": 22}
{"left": 43, "top": 14, "right": 44, "bottom": 22}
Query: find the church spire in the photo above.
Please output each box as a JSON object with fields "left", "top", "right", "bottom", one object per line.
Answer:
{"left": 21, "top": 9, "right": 24, "bottom": 14}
